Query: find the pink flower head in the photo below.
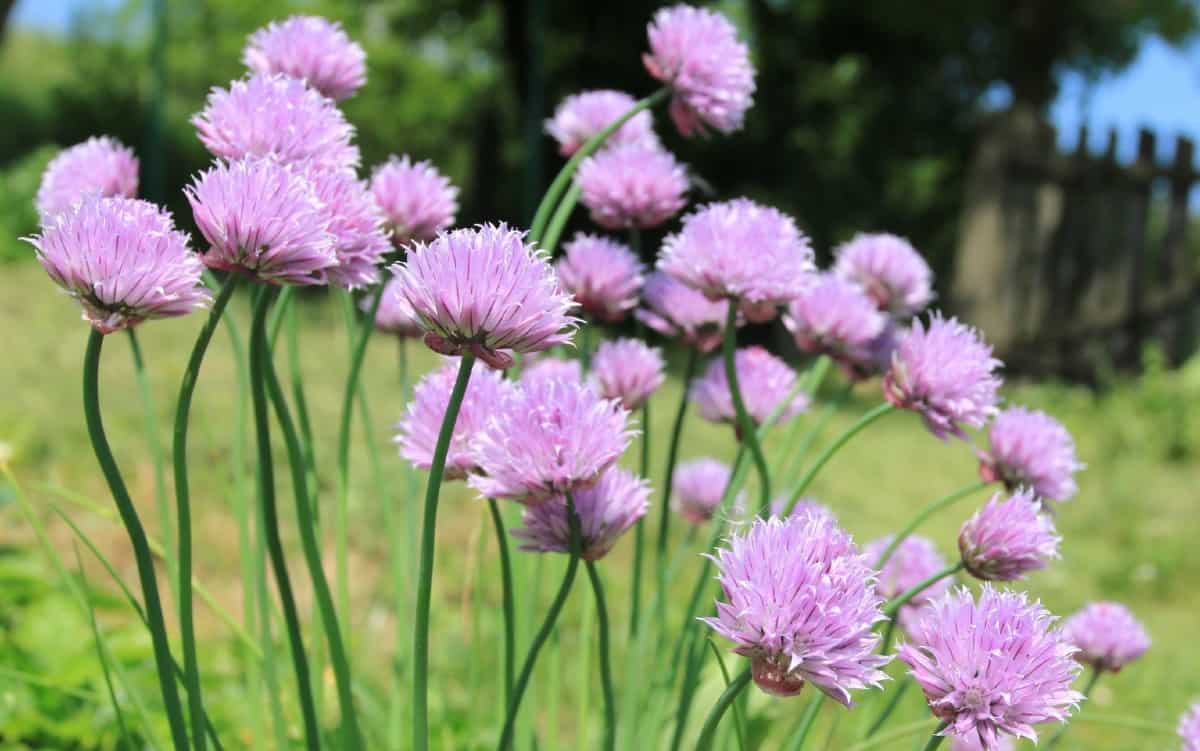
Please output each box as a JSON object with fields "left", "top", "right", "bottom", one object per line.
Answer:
{"left": 691, "top": 346, "right": 809, "bottom": 429}
{"left": 864, "top": 535, "right": 953, "bottom": 613}
{"left": 643, "top": 4, "right": 755, "bottom": 137}
{"left": 556, "top": 233, "right": 646, "bottom": 322}
{"left": 576, "top": 142, "right": 688, "bottom": 230}
{"left": 769, "top": 496, "right": 836, "bottom": 524}
{"left": 372, "top": 276, "right": 423, "bottom": 337}
{"left": 636, "top": 271, "right": 730, "bottom": 352}
{"left": 469, "top": 377, "right": 634, "bottom": 504}
{"left": 25, "top": 197, "right": 210, "bottom": 334}
{"left": 544, "top": 89, "right": 658, "bottom": 157}
{"left": 704, "top": 515, "right": 890, "bottom": 704}
{"left": 899, "top": 586, "right": 1084, "bottom": 748}
{"left": 784, "top": 273, "right": 888, "bottom": 377}
{"left": 521, "top": 354, "right": 583, "bottom": 386}
{"left": 36, "top": 136, "right": 139, "bottom": 222}
{"left": 307, "top": 167, "right": 389, "bottom": 289}
{"left": 186, "top": 158, "right": 337, "bottom": 285}
{"left": 391, "top": 224, "right": 577, "bottom": 369}
{"left": 834, "top": 233, "right": 934, "bottom": 318}
{"left": 369, "top": 155, "right": 459, "bottom": 245}
{"left": 672, "top": 458, "right": 736, "bottom": 524}
{"left": 1061, "top": 602, "right": 1150, "bottom": 673}
{"left": 949, "top": 734, "right": 1015, "bottom": 751}
{"left": 590, "top": 338, "right": 665, "bottom": 410}
{"left": 884, "top": 313, "right": 1003, "bottom": 440}
{"left": 244, "top": 15, "right": 367, "bottom": 101}
{"left": 395, "top": 362, "right": 513, "bottom": 481}
{"left": 958, "top": 490, "right": 1061, "bottom": 582}
{"left": 192, "top": 73, "right": 359, "bottom": 169}
{"left": 512, "top": 467, "right": 650, "bottom": 560}
{"left": 1180, "top": 702, "right": 1200, "bottom": 751}
{"left": 979, "top": 407, "right": 1084, "bottom": 503}
{"left": 658, "top": 198, "right": 814, "bottom": 322}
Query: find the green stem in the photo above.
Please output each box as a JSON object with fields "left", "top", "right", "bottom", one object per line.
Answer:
{"left": 844, "top": 720, "right": 938, "bottom": 751}
{"left": 412, "top": 354, "right": 477, "bottom": 751}
{"left": 884, "top": 562, "right": 964, "bottom": 618}
{"left": 920, "top": 722, "right": 950, "bottom": 751}
{"left": 656, "top": 348, "right": 698, "bottom": 566}
{"left": 863, "top": 676, "right": 911, "bottom": 739}
{"left": 692, "top": 667, "right": 752, "bottom": 751}
{"left": 1045, "top": 667, "right": 1102, "bottom": 749}
{"left": 872, "top": 481, "right": 989, "bottom": 570}
{"left": 587, "top": 561, "right": 617, "bottom": 751}
{"left": 722, "top": 304, "right": 771, "bottom": 512}
{"left": 782, "top": 402, "right": 895, "bottom": 513}
{"left": 784, "top": 695, "right": 824, "bottom": 751}
{"left": 705, "top": 642, "right": 747, "bottom": 751}
{"left": 82, "top": 330, "right": 189, "bottom": 751}
{"left": 488, "top": 499, "right": 516, "bottom": 712}
{"left": 579, "top": 322, "right": 593, "bottom": 372}
{"left": 629, "top": 396, "right": 650, "bottom": 638}
{"left": 540, "top": 182, "right": 581, "bottom": 257}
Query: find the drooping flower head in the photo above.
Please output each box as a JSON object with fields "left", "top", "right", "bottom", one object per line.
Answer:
{"left": 899, "top": 586, "right": 1083, "bottom": 749}
{"left": 469, "top": 377, "right": 634, "bottom": 504}
{"left": 784, "top": 273, "right": 888, "bottom": 377}
{"left": 369, "top": 155, "right": 459, "bottom": 245}
{"left": 979, "top": 407, "right": 1084, "bottom": 503}
{"left": 958, "top": 490, "right": 1060, "bottom": 582}
{"left": 307, "top": 167, "right": 389, "bottom": 289}
{"left": 25, "top": 197, "right": 210, "bottom": 333}
{"left": 520, "top": 354, "right": 583, "bottom": 386}
{"left": 658, "top": 198, "right": 814, "bottom": 322}
{"left": 186, "top": 158, "right": 337, "bottom": 285}
{"left": 576, "top": 143, "right": 688, "bottom": 230}
{"left": 643, "top": 4, "right": 755, "bottom": 137}
{"left": 704, "top": 515, "right": 890, "bottom": 703}
{"left": 243, "top": 15, "right": 367, "bottom": 101}
{"left": 556, "top": 233, "right": 645, "bottom": 322}
{"left": 392, "top": 224, "right": 576, "bottom": 368}
{"left": 1179, "top": 702, "right": 1200, "bottom": 751}
{"left": 691, "top": 346, "right": 809, "bottom": 429}
{"left": 590, "top": 338, "right": 665, "bottom": 410}
{"left": 35, "top": 136, "right": 139, "bottom": 222}
{"left": 544, "top": 90, "right": 658, "bottom": 157}
{"left": 864, "top": 535, "right": 953, "bottom": 613}
{"left": 395, "top": 362, "right": 513, "bottom": 481}
{"left": 636, "top": 270, "right": 730, "bottom": 352}
{"left": 372, "top": 275, "right": 423, "bottom": 337}
{"left": 1061, "top": 602, "right": 1150, "bottom": 673}
{"left": 512, "top": 467, "right": 650, "bottom": 560}
{"left": 834, "top": 233, "right": 934, "bottom": 318}
{"left": 193, "top": 73, "right": 359, "bottom": 169}
{"left": 884, "top": 313, "right": 1002, "bottom": 440}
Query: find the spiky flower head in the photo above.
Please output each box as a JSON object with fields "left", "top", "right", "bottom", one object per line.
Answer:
{"left": 643, "top": 4, "right": 755, "bottom": 137}
{"left": 35, "top": 136, "right": 139, "bottom": 223}
{"left": 469, "top": 377, "right": 634, "bottom": 504}
{"left": 512, "top": 467, "right": 650, "bottom": 560}
{"left": 556, "top": 233, "right": 646, "bottom": 322}
{"left": 1179, "top": 702, "right": 1200, "bottom": 751}
{"left": 949, "top": 734, "right": 1014, "bottom": 751}
{"left": 243, "top": 15, "right": 367, "bottom": 101}
{"left": 672, "top": 457, "right": 737, "bottom": 524}
{"left": 636, "top": 270, "right": 730, "bottom": 352}
{"left": 369, "top": 155, "right": 459, "bottom": 245}
{"left": 863, "top": 535, "right": 953, "bottom": 618}
{"left": 979, "top": 407, "right": 1084, "bottom": 503}
{"left": 834, "top": 233, "right": 933, "bottom": 318}
{"left": 372, "top": 276, "right": 423, "bottom": 337}
{"left": 884, "top": 313, "right": 1002, "bottom": 440}
{"left": 784, "top": 273, "right": 888, "bottom": 377}
{"left": 704, "top": 515, "right": 890, "bottom": 703}
{"left": 521, "top": 354, "right": 583, "bottom": 386}
{"left": 25, "top": 197, "right": 210, "bottom": 333}
{"left": 1061, "top": 602, "right": 1150, "bottom": 673}
{"left": 590, "top": 338, "right": 665, "bottom": 410}
{"left": 898, "top": 586, "right": 1083, "bottom": 748}
{"left": 658, "top": 198, "right": 814, "bottom": 322}
{"left": 958, "top": 490, "right": 1060, "bottom": 582}
{"left": 544, "top": 89, "right": 658, "bottom": 157}
{"left": 186, "top": 158, "right": 337, "bottom": 285}
{"left": 391, "top": 224, "right": 576, "bottom": 369}
{"left": 691, "top": 346, "right": 809, "bottom": 429}
{"left": 307, "top": 167, "right": 389, "bottom": 289}
{"left": 769, "top": 497, "right": 837, "bottom": 524}
{"left": 395, "top": 362, "right": 513, "bottom": 481}
{"left": 576, "top": 143, "right": 688, "bottom": 230}
{"left": 193, "top": 73, "right": 359, "bottom": 169}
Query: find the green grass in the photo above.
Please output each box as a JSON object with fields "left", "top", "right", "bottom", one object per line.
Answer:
{"left": 1, "top": 260, "right": 1198, "bottom": 749}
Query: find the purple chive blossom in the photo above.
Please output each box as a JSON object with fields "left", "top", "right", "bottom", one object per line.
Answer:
{"left": 834, "top": 233, "right": 934, "bottom": 318}
{"left": 672, "top": 458, "right": 737, "bottom": 524}
{"left": 1061, "top": 602, "right": 1150, "bottom": 673}
{"left": 769, "top": 496, "right": 836, "bottom": 524}
{"left": 590, "top": 338, "right": 666, "bottom": 410}
{"left": 884, "top": 313, "right": 1003, "bottom": 440}
{"left": 576, "top": 143, "right": 689, "bottom": 230}
{"left": 1179, "top": 702, "right": 1200, "bottom": 751}
{"left": 899, "top": 586, "right": 1084, "bottom": 748}
{"left": 949, "top": 734, "right": 1015, "bottom": 751}
{"left": 690, "top": 346, "right": 809, "bottom": 429}
{"left": 192, "top": 73, "right": 359, "bottom": 169}
{"left": 556, "top": 233, "right": 646, "bottom": 322}
{"left": 243, "top": 15, "right": 367, "bottom": 101}
{"left": 658, "top": 198, "right": 814, "bottom": 323}
{"left": 863, "top": 535, "right": 953, "bottom": 623}
{"left": 469, "top": 377, "right": 634, "bottom": 504}
{"left": 704, "top": 515, "right": 890, "bottom": 703}
{"left": 512, "top": 467, "right": 650, "bottom": 560}
{"left": 636, "top": 271, "right": 730, "bottom": 353}
{"left": 979, "top": 407, "right": 1084, "bottom": 503}
{"left": 395, "top": 362, "right": 513, "bottom": 481}
{"left": 24, "top": 197, "right": 210, "bottom": 334}
{"left": 369, "top": 155, "right": 459, "bottom": 245}
{"left": 958, "top": 490, "right": 1061, "bottom": 582}
{"left": 307, "top": 167, "right": 390, "bottom": 289}
{"left": 544, "top": 90, "right": 658, "bottom": 157}
{"left": 643, "top": 4, "right": 755, "bottom": 137}
{"left": 372, "top": 276, "right": 423, "bottom": 337}
{"left": 784, "top": 273, "right": 888, "bottom": 377}
{"left": 35, "top": 136, "right": 139, "bottom": 222}
{"left": 521, "top": 354, "right": 584, "bottom": 386}
{"left": 186, "top": 158, "right": 337, "bottom": 285}
{"left": 391, "top": 224, "right": 576, "bottom": 369}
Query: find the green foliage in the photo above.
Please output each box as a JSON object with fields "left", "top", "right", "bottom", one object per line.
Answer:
{"left": 0, "top": 146, "right": 56, "bottom": 264}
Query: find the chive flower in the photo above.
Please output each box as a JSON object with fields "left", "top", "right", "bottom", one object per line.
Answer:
{"left": 784, "top": 272, "right": 888, "bottom": 378}
{"left": 307, "top": 167, "right": 390, "bottom": 289}
{"left": 957, "top": 490, "right": 1061, "bottom": 582}
{"left": 556, "top": 233, "right": 646, "bottom": 322}
{"left": 372, "top": 276, "right": 423, "bottom": 337}
{"left": 243, "top": 15, "right": 367, "bottom": 101}
{"left": 1061, "top": 602, "right": 1150, "bottom": 673}
{"left": 979, "top": 407, "right": 1084, "bottom": 503}
{"left": 636, "top": 270, "right": 731, "bottom": 353}
{"left": 545, "top": 89, "right": 658, "bottom": 157}
{"left": 690, "top": 346, "right": 808, "bottom": 429}
{"left": 1180, "top": 702, "right": 1200, "bottom": 751}
{"left": 833, "top": 233, "right": 933, "bottom": 318}
{"left": 369, "top": 155, "right": 459, "bottom": 245}
{"left": 35, "top": 136, "right": 139, "bottom": 223}
{"left": 520, "top": 354, "right": 583, "bottom": 386}
{"left": 590, "top": 338, "right": 665, "bottom": 410}
{"left": 672, "top": 458, "right": 736, "bottom": 524}
{"left": 512, "top": 467, "right": 650, "bottom": 560}
{"left": 576, "top": 142, "right": 689, "bottom": 230}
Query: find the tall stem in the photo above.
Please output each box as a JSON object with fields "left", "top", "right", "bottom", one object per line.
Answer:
{"left": 782, "top": 402, "right": 895, "bottom": 513}
{"left": 873, "top": 480, "right": 990, "bottom": 570}
{"left": 884, "top": 562, "right": 964, "bottom": 618}
{"left": 578, "top": 323, "right": 593, "bottom": 372}
{"left": 692, "top": 667, "right": 751, "bottom": 751}
{"left": 488, "top": 499, "right": 516, "bottom": 712}
{"left": 629, "top": 395, "right": 650, "bottom": 638}
{"left": 586, "top": 561, "right": 617, "bottom": 751}
{"left": 920, "top": 722, "right": 950, "bottom": 751}
{"left": 656, "top": 348, "right": 698, "bottom": 567}
{"left": 722, "top": 304, "right": 771, "bottom": 511}
{"left": 784, "top": 695, "right": 824, "bottom": 751}
{"left": 540, "top": 182, "right": 581, "bottom": 257}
